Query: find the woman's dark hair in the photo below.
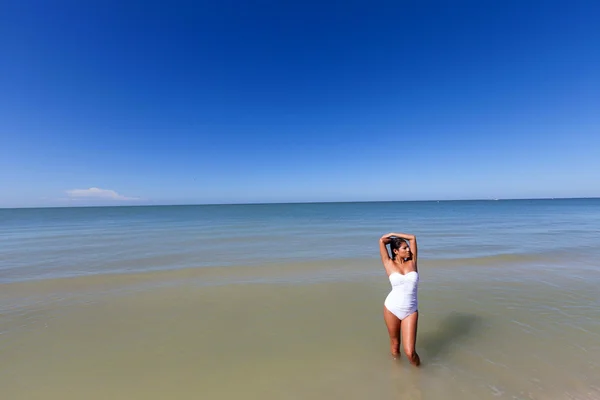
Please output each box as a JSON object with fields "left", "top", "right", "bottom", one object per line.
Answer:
{"left": 389, "top": 237, "right": 409, "bottom": 260}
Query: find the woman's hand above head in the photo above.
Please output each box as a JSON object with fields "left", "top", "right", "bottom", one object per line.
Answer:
{"left": 388, "top": 232, "right": 415, "bottom": 241}
{"left": 380, "top": 234, "right": 393, "bottom": 244}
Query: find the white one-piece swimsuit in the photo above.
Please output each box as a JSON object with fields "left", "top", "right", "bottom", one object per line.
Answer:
{"left": 384, "top": 271, "right": 419, "bottom": 320}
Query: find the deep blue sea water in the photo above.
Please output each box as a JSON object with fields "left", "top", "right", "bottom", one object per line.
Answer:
{"left": 1, "top": 198, "right": 599, "bottom": 283}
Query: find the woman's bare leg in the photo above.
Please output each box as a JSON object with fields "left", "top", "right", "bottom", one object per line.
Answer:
{"left": 401, "top": 311, "right": 421, "bottom": 366}
{"left": 383, "top": 306, "right": 401, "bottom": 358}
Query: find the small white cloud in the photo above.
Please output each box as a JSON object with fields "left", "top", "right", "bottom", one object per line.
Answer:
{"left": 66, "top": 187, "right": 138, "bottom": 201}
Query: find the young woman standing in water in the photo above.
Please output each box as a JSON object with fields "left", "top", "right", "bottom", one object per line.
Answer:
{"left": 379, "top": 232, "right": 421, "bottom": 366}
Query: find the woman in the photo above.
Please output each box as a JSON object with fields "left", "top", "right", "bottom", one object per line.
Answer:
{"left": 379, "top": 232, "right": 421, "bottom": 366}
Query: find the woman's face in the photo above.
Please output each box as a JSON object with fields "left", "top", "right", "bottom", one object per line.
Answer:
{"left": 396, "top": 242, "right": 412, "bottom": 259}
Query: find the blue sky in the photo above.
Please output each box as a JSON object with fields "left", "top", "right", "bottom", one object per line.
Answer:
{"left": 1, "top": 0, "right": 599, "bottom": 207}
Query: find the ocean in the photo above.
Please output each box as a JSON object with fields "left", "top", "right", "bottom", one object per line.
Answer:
{"left": 1, "top": 199, "right": 599, "bottom": 399}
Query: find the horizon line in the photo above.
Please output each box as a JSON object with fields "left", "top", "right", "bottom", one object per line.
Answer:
{"left": 1, "top": 196, "right": 598, "bottom": 210}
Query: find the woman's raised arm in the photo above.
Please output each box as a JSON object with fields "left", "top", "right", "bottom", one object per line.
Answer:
{"left": 379, "top": 234, "right": 392, "bottom": 264}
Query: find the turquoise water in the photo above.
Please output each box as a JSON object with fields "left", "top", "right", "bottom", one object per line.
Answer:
{"left": 1, "top": 198, "right": 599, "bottom": 283}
